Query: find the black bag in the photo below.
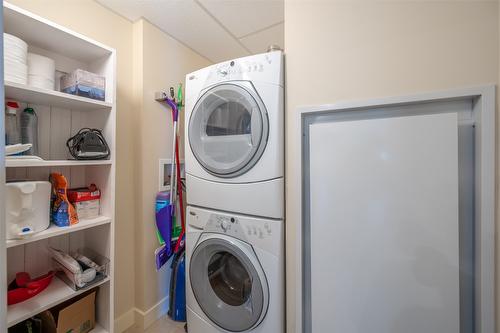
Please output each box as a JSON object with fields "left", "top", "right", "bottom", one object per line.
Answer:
{"left": 66, "top": 128, "right": 110, "bottom": 160}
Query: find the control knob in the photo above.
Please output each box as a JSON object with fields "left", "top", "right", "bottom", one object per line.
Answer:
{"left": 220, "top": 221, "right": 228, "bottom": 231}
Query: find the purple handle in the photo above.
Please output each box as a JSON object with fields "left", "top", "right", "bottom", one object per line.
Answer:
{"left": 166, "top": 99, "right": 178, "bottom": 121}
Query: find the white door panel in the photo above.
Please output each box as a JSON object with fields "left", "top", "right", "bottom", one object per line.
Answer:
{"left": 309, "top": 113, "right": 460, "bottom": 333}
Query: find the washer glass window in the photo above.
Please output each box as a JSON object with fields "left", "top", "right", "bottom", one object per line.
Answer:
{"left": 208, "top": 251, "right": 252, "bottom": 306}
{"left": 190, "top": 237, "right": 267, "bottom": 332}
{"left": 189, "top": 82, "right": 269, "bottom": 177}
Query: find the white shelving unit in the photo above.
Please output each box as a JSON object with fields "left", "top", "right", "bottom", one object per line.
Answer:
{"left": 3, "top": 2, "right": 116, "bottom": 332}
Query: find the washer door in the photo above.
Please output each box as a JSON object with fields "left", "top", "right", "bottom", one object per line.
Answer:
{"left": 188, "top": 82, "right": 269, "bottom": 178}
{"left": 190, "top": 234, "right": 269, "bottom": 332}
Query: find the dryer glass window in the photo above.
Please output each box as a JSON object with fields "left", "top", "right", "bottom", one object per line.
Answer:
{"left": 205, "top": 101, "right": 252, "bottom": 136}
{"left": 208, "top": 251, "right": 252, "bottom": 306}
{"left": 189, "top": 82, "right": 269, "bottom": 177}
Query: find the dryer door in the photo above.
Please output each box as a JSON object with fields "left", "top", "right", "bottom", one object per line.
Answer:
{"left": 188, "top": 82, "right": 269, "bottom": 178}
{"left": 190, "top": 234, "right": 269, "bottom": 332}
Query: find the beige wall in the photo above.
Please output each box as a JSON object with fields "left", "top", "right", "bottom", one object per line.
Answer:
{"left": 284, "top": 1, "right": 499, "bottom": 332}
{"left": 132, "top": 17, "right": 210, "bottom": 325}
{"left": 7, "top": 0, "right": 137, "bottom": 322}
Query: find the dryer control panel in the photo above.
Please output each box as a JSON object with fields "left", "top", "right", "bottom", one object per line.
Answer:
{"left": 186, "top": 51, "right": 283, "bottom": 90}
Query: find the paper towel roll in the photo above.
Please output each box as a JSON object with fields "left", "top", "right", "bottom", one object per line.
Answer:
{"left": 28, "top": 53, "right": 55, "bottom": 80}
{"left": 28, "top": 74, "right": 55, "bottom": 90}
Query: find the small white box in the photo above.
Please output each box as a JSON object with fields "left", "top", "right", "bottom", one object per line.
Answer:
{"left": 74, "top": 199, "right": 100, "bottom": 220}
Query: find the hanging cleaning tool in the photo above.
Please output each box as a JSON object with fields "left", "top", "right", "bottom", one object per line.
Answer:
{"left": 173, "top": 83, "right": 186, "bottom": 254}
{"left": 154, "top": 84, "right": 186, "bottom": 270}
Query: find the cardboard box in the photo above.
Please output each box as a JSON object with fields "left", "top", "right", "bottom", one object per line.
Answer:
{"left": 39, "top": 291, "right": 95, "bottom": 333}
{"left": 73, "top": 199, "right": 100, "bottom": 219}
{"left": 68, "top": 186, "right": 101, "bottom": 219}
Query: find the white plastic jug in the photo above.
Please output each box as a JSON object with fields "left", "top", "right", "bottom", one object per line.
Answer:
{"left": 6, "top": 181, "right": 51, "bottom": 239}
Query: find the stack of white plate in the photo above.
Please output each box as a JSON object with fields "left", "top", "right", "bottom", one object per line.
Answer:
{"left": 4, "top": 33, "right": 28, "bottom": 85}
{"left": 28, "top": 53, "right": 55, "bottom": 90}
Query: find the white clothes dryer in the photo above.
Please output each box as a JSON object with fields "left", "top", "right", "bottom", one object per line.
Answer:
{"left": 186, "top": 206, "right": 284, "bottom": 333}
{"left": 185, "top": 51, "right": 284, "bottom": 219}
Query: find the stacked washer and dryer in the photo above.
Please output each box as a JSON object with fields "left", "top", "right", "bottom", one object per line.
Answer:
{"left": 184, "top": 51, "right": 284, "bottom": 333}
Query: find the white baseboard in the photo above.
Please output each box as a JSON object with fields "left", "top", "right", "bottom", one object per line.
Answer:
{"left": 134, "top": 296, "right": 170, "bottom": 330}
{"left": 115, "top": 308, "right": 136, "bottom": 333}
{"left": 114, "top": 297, "right": 170, "bottom": 332}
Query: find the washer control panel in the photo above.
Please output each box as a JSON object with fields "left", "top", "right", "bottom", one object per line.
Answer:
{"left": 206, "top": 213, "right": 248, "bottom": 241}
{"left": 187, "top": 206, "right": 283, "bottom": 256}
{"left": 204, "top": 212, "right": 274, "bottom": 243}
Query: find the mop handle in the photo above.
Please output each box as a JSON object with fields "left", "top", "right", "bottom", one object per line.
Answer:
{"left": 166, "top": 98, "right": 178, "bottom": 209}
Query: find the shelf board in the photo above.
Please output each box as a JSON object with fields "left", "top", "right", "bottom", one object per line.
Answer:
{"left": 7, "top": 276, "right": 110, "bottom": 327}
{"left": 7, "top": 216, "right": 112, "bottom": 248}
{"left": 5, "top": 81, "right": 112, "bottom": 111}
{"left": 4, "top": 2, "right": 113, "bottom": 63}
{"left": 6, "top": 159, "right": 112, "bottom": 168}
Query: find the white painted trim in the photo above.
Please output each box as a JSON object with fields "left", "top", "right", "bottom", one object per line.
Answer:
{"left": 297, "top": 85, "right": 496, "bottom": 333}
{"left": 297, "top": 84, "right": 497, "bottom": 115}
{"left": 0, "top": 3, "right": 7, "bottom": 332}
{"left": 114, "top": 308, "right": 136, "bottom": 333}
{"left": 133, "top": 296, "right": 170, "bottom": 330}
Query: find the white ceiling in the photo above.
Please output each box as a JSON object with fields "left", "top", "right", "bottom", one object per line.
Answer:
{"left": 96, "top": 0, "right": 284, "bottom": 63}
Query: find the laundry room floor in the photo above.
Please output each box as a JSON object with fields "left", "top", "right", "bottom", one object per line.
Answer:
{"left": 123, "top": 316, "right": 186, "bottom": 333}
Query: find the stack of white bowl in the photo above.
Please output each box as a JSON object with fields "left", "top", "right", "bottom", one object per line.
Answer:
{"left": 4, "top": 33, "right": 28, "bottom": 85}
{"left": 28, "top": 53, "right": 55, "bottom": 90}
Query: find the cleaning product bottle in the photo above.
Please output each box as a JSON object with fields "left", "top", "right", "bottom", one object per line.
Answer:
{"left": 155, "top": 191, "right": 170, "bottom": 244}
{"left": 20, "top": 108, "right": 38, "bottom": 155}
{"left": 5, "top": 101, "right": 21, "bottom": 145}
{"left": 20, "top": 107, "right": 38, "bottom": 155}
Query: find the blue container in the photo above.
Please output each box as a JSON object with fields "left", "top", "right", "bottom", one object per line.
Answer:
{"left": 169, "top": 250, "right": 186, "bottom": 322}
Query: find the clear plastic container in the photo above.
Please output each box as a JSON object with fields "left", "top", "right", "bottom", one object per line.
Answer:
{"left": 5, "top": 101, "right": 20, "bottom": 145}
{"left": 51, "top": 248, "right": 110, "bottom": 290}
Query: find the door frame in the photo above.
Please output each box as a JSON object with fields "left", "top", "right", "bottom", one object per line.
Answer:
{"left": 0, "top": 1, "right": 7, "bottom": 331}
{"left": 296, "top": 85, "right": 495, "bottom": 333}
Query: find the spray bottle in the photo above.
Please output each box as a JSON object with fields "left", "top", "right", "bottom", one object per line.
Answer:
{"left": 5, "top": 101, "right": 20, "bottom": 145}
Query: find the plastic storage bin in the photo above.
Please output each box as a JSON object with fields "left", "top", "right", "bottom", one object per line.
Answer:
{"left": 51, "top": 248, "right": 109, "bottom": 291}
{"left": 60, "top": 69, "right": 105, "bottom": 101}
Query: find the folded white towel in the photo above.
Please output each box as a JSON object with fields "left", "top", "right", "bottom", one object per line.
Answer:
{"left": 6, "top": 143, "right": 32, "bottom": 156}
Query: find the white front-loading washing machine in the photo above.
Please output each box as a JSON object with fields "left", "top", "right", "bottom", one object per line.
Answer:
{"left": 186, "top": 206, "right": 284, "bottom": 333}
{"left": 185, "top": 51, "right": 284, "bottom": 219}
